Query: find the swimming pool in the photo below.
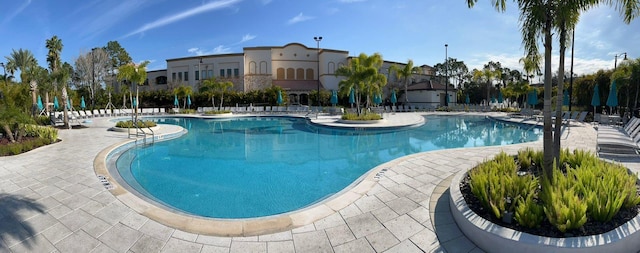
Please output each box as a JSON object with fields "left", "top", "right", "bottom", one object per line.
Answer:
{"left": 113, "top": 115, "right": 541, "bottom": 219}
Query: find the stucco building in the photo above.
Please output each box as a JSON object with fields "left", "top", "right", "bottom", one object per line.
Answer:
{"left": 139, "top": 42, "right": 455, "bottom": 107}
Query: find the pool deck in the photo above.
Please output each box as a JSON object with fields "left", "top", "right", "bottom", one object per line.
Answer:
{"left": 0, "top": 112, "right": 637, "bottom": 253}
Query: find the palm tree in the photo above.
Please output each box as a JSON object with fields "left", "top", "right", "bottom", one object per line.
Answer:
{"left": 200, "top": 77, "right": 233, "bottom": 110}
{"left": 117, "top": 61, "right": 149, "bottom": 121}
{"left": 389, "top": 59, "right": 419, "bottom": 104}
{"left": 336, "top": 53, "right": 387, "bottom": 115}
{"left": 4, "top": 49, "right": 38, "bottom": 83}
{"left": 45, "top": 36, "right": 70, "bottom": 127}
{"left": 468, "top": 0, "right": 639, "bottom": 175}
{"left": 173, "top": 86, "right": 193, "bottom": 109}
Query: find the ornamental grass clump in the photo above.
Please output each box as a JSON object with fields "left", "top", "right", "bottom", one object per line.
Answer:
{"left": 341, "top": 112, "right": 382, "bottom": 121}
{"left": 115, "top": 120, "right": 157, "bottom": 128}
{"left": 467, "top": 149, "right": 640, "bottom": 234}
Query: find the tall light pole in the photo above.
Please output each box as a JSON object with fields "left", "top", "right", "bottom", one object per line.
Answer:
{"left": 314, "top": 36, "right": 322, "bottom": 116}
{"left": 445, "top": 44, "right": 448, "bottom": 107}
{"left": 614, "top": 52, "right": 627, "bottom": 69}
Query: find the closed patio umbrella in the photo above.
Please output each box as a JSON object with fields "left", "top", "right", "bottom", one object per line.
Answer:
{"left": 53, "top": 96, "right": 59, "bottom": 110}
{"left": 37, "top": 95, "right": 44, "bottom": 111}
{"left": 606, "top": 80, "right": 618, "bottom": 112}
{"left": 330, "top": 90, "right": 338, "bottom": 106}
{"left": 465, "top": 94, "right": 470, "bottom": 104}
{"left": 349, "top": 88, "right": 355, "bottom": 108}
{"left": 591, "top": 84, "right": 600, "bottom": 116}
{"left": 80, "top": 96, "right": 86, "bottom": 109}
{"left": 174, "top": 94, "right": 179, "bottom": 108}
{"left": 277, "top": 90, "right": 283, "bottom": 105}
{"left": 491, "top": 96, "right": 496, "bottom": 104}
{"left": 187, "top": 94, "right": 192, "bottom": 108}
{"left": 391, "top": 90, "right": 397, "bottom": 105}
{"left": 563, "top": 90, "right": 570, "bottom": 106}
{"left": 498, "top": 91, "right": 503, "bottom": 103}
{"left": 528, "top": 91, "right": 538, "bottom": 107}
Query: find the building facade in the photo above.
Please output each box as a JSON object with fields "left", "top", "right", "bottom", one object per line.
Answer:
{"left": 140, "top": 42, "right": 454, "bottom": 106}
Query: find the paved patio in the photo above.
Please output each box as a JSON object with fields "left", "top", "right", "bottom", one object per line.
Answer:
{"left": 0, "top": 112, "right": 630, "bottom": 253}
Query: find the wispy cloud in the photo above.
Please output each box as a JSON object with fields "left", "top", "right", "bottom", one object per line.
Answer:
{"left": 338, "top": 0, "right": 366, "bottom": 3}
{"left": 188, "top": 45, "right": 232, "bottom": 55}
{"left": 72, "top": 1, "right": 147, "bottom": 40}
{"left": 239, "top": 34, "right": 256, "bottom": 43}
{"left": 124, "top": 0, "right": 242, "bottom": 38}
{"left": 261, "top": 0, "right": 273, "bottom": 5}
{"left": 2, "top": 0, "right": 32, "bottom": 26}
{"left": 287, "top": 12, "right": 314, "bottom": 25}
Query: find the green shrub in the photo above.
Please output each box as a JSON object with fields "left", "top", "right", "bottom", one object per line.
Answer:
{"left": 467, "top": 148, "right": 640, "bottom": 233}
{"left": 20, "top": 124, "right": 58, "bottom": 143}
{"left": 515, "top": 194, "right": 544, "bottom": 228}
{"left": 115, "top": 120, "right": 157, "bottom": 128}
{"left": 341, "top": 112, "right": 382, "bottom": 121}
{"left": 0, "top": 137, "right": 53, "bottom": 156}
{"left": 204, "top": 110, "right": 231, "bottom": 115}
{"left": 35, "top": 115, "right": 51, "bottom": 125}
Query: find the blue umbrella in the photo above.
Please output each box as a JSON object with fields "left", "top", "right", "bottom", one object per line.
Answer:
{"left": 491, "top": 96, "right": 496, "bottom": 104}
{"left": 37, "top": 95, "right": 44, "bottom": 111}
{"left": 277, "top": 90, "right": 283, "bottom": 105}
{"left": 465, "top": 94, "right": 470, "bottom": 104}
{"left": 53, "top": 96, "right": 59, "bottom": 110}
{"left": 133, "top": 97, "right": 137, "bottom": 108}
{"left": 606, "top": 81, "right": 618, "bottom": 109}
{"left": 80, "top": 96, "right": 86, "bottom": 109}
{"left": 349, "top": 88, "right": 355, "bottom": 107}
{"left": 187, "top": 94, "right": 192, "bottom": 108}
{"left": 446, "top": 94, "right": 450, "bottom": 105}
{"left": 174, "top": 94, "right": 179, "bottom": 107}
{"left": 528, "top": 91, "right": 538, "bottom": 106}
{"left": 390, "top": 90, "right": 397, "bottom": 104}
{"left": 330, "top": 90, "right": 338, "bottom": 105}
{"left": 563, "top": 90, "right": 570, "bottom": 106}
{"left": 591, "top": 84, "right": 600, "bottom": 115}
{"left": 374, "top": 93, "right": 382, "bottom": 105}
{"left": 498, "top": 91, "right": 503, "bottom": 103}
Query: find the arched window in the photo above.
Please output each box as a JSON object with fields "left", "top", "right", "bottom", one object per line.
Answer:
{"left": 286, "top": 68, "right": 295, "bottom": 80}
{"left": 306, "top": 69, "right": 314, "bottom": 80}
{"left": 156, "top": 76, "right": 167, "bottom": 85}
{"left": 296, "top": 68, "right": 304, "bottom": 80}
{"left": 260, "top": 61, "right": 268, "bottom": 74}
{"left": 276, "top": 68, "right": 285, "bottom": 80}
{"left": 249, "top": 61, "right": 257, "bottom": 74}
{"left": 328, "top": 62, "right": 335, "bottom": 74}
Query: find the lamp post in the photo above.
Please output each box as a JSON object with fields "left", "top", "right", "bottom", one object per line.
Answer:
{"left": 91, "top": 47, "right": 97, "bottom": 109}
{"left": 314, "top": 36, "right": 322, "bottom": 117}
{"left": 199, "top": 57, "right": 203, "bottom": 87}
{"left": 445, "top": 44, "right": 448, "bottom": 107}
{"left": 614, "top": 52, "right": 627, "bottom": 69}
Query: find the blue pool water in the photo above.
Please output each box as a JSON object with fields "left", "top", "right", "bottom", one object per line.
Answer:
{"left": 115, "top": 115, "right": 541, "bottom": 218}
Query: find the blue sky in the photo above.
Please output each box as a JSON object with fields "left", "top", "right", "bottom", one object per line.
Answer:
{"left": 1, "top": 0, "right": 639, "bottom": 79}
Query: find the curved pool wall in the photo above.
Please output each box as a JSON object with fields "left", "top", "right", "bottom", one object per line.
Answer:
{"left": 109, "top": 116, "right": 539, "bottom": 219}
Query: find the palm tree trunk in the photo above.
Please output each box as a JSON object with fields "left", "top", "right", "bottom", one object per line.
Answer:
{"left": 542, "top": 8, "right": 554, "bottom": 177}
{"left": 2, "top": 124, "right": 15, "bottom": 143}
{"left": 554, "top": 25, "right": 567, "bottom": 163}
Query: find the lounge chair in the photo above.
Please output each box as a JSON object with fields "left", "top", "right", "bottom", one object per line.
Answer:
{"left": 597, "top": 117, "right": 640, "bottom": 155}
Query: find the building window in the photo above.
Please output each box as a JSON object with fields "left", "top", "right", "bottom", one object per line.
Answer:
{"left": 227, "top": 69, "right": 232, "bottom": 78}
{"left": 277, "top": 68, "right": 285, "bottom": 79}
{"left": 172, "top": 72, "right": 176, "bottom": 81}
{"left": 156, "top": 76, "right": 167, "bottom": 85}
{"left": 328, "top": 62, "right": 336, "bottom": 74}
{"left": 286, "top": 68, "right": 295, "bottom": 80}
{"left": 249, "top": 61, "right": 256, "bottom": 74}
{"left": 184, "top": 71, "right": 188, "bottom": 81}
{"left": 220, "top": 69, "right": 225, "bottom": 77}
{"left": 306, "top": 69, "right": 314, "bottom": 80}
{"left": 195, "top": 70, "right": 200, "bottom": 81}
{"left": 208, "top": 70, "right": 213, "bottom": 79}
{"left": 144, "top": 78, "right": 149, "bottom": 86}
{"left": 234, "top": 68, "right": 239, "bottom": 77}
{"left": 260, "top": 61, "right": 268, "bottom": 74}
{"left": 178, "top": 72, "right": 182, "bottom": 81}
{"left": 296, "top": 68, "right": 304, "bottom": 80}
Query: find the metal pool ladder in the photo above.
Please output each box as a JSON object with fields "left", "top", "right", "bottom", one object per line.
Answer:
{"left": 128, "top": 119, "right": 155, "bottom": 146}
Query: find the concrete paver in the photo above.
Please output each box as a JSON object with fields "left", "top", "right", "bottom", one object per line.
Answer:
{"left": 0, "top": 112, "right": 618, "bottom": 252}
